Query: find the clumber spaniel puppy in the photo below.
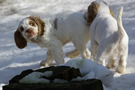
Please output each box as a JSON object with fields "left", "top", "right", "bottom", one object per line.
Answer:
{"left": 86, "top": 1, "right": 129, "bottom": 73}
{"left": 14, "top": 13, "right": 91, "bottom": 67}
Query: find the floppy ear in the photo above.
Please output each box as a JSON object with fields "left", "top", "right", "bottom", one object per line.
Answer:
{"left": 87, "top": 2, "right": 100, "bottom": 24}
{"left": 14, "top": 29, "right": 27, "bottom": 49}
{"left": 29, "top": 16, "right": 45, "bottom": 36}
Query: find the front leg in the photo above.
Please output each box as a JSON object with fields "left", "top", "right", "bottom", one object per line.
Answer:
{"left": 50, "top": 40, "right": 64, "bottom": 65}
{"left": 40, "top": 49, "right": 54, "bottom": 67}
{"left": 91, "top": 41, "right": 98, "bottom": 62}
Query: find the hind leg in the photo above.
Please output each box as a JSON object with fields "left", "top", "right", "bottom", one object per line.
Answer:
{"left": 79, "top": 46, "right": 91, "bottom": 59}
{"left": 106, "top": 51, "right": 118, "bottom": 69}
{"left": 96, "top": 55, "right": 106, "bottom": 66}
{"left": 66, "top": 49, "right": 80, "bottom": 58}
{"left": 116, "top": 35, "right": 128, "bottom": 73}
{"left": 73, "top": 42, "right": 91, "bottom": 59}
{"left": 106, "top": 56, "right": 117, "bottom": 69}
{"left": 82, "top": 47, "right": 91, "bottom": 59}
{"left": 116, "top": 54, "right": 127, "bottom": 74}
{"left": 96, "top": 43, "right": 115, "bottom": 66}
{"left": 96, "top": 46, "right": 107, "bottom": 66}
{"left": 91, "top": 41, "right": 98, "bottom": 62}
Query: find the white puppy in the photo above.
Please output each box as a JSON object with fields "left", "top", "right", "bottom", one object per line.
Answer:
{"left": 14, "top": 12, "right": 91, "bottom": 67}
{"left": 86, "top": 1, "right": 129, "bottom": 73}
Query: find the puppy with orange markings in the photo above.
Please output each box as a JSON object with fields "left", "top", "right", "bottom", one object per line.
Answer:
{"left": 85, "top": 0, "right": 129, "bottom": 73}
{"left": 14, "top": 13, "right": 91, "bottom": 67}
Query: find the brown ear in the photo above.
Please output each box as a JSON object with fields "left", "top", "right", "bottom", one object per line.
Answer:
{"left": 87, "top": 2, "right": 100, "bottom": 24}
{"left": 28, "top": 16, "right": 45, "bottom": 36}
{"left": 14, "top": 29, "right": 27, "bottom": 49}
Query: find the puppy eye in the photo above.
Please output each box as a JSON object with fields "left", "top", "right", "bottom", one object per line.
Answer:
{"left": 29, "top": 21, "right": 35, "bottom": 26}
{"left": 20, "top": 26, "right": 24, "bottom": 32}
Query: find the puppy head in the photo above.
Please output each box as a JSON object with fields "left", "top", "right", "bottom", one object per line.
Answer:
{"left": 103, "top": 1, "right": 114, "bottom": 17}
{"left": 86, "top": 1, "right": 100, "bottom": 24}
{"left": 14, "top": 16, "right": 45, "bottom": 49}
{"left": 86, "top": 1, "right": 114, "bottom": 24}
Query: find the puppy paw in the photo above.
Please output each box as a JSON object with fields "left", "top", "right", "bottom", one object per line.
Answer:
{"left": 85, "top": 50, "right": 91, "bottom": 59}
{"left": 40, "top": 60, "right": 50, "bottom": 67}
{"left": 116, "top": 66, "right": 125, "bottom": 74}
{"left": 66, "top": 49, "right": 80, "bottom": 58}
{"left": 106, "top": 63, "right": 116, "bottom": 69}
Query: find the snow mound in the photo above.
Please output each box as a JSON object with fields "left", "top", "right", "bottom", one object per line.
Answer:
{"left": 63, "top": 59, "right": 114, "bottom": 86}
{"left": 19, "top": 71, "right": 53, "bottom": 84}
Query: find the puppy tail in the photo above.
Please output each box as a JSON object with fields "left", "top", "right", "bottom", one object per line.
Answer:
{"left": 117, "top": 6, "right": 127, "bottom": 36}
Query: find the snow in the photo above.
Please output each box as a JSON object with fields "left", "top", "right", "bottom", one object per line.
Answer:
{"left": 19, "top": 59, "right": 113, "bottom": 86}
{"left": 64, "top": 59, "right": 113, "bottom": 86}
{"left": 19, "top": 71, "right": 52, "bottom": 84}
{"left": 0, "top": 0, "right": 135, "bottom": 90}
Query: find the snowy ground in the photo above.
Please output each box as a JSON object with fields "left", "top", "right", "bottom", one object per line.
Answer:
{"left": 0, "top": 0, "right": 135, "bottom": 90}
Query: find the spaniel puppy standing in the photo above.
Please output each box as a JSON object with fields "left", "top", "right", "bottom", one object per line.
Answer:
{"left": 14, "top": 13, "right": 91, "bottom": 67}
{"left": 86, "top": 1, "right": 129, "bottom": 73}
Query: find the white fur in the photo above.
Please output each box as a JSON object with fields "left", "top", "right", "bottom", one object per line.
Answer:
{"left": 90, "top": 1, "right": 128, "bottom": 73}
{"left": 18, "top": 13, "right": 91, "bottom": 67}
{"left": 19, "top": 18, "right": 39, "bottom": 41}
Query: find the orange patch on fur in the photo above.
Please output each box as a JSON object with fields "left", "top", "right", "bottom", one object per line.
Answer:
{"left": 87, "top": 1, "right": 100, "bottom": 24}
{"left": 29, "top": 16, "right": 45, "bottom": 36}
{"left": 87, "top": 1, "right": 114, "bottom": 24}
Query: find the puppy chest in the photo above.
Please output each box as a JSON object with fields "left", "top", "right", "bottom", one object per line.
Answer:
{"left": 32, "top": 38, "right": 50, "bottom": 48}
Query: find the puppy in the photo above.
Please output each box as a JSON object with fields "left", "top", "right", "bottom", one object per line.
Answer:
{"left": 86, "top": 1, "right": 129, "bottom": 73}
{"left": 14, "top": 12, "right": 91, "bottom": 67}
